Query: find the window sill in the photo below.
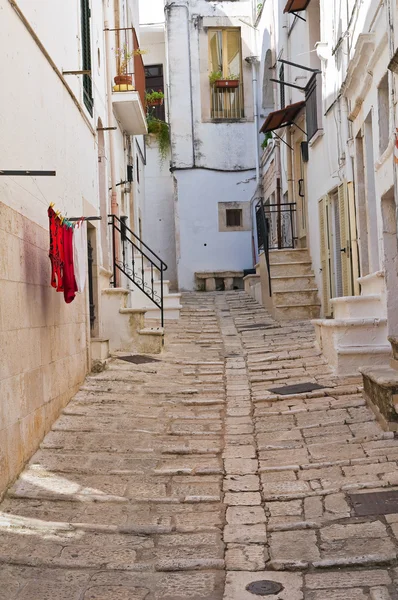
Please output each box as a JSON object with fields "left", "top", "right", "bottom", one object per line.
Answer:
{"left": 308, "top": 128, "right": 324, "bottom": 148}
{"left": 204, "top": 118, "right": 253, "bottom": 124}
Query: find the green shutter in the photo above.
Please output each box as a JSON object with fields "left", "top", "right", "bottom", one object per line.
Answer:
{"left": 81, "top": 0, "right": 93, "bottom": 116}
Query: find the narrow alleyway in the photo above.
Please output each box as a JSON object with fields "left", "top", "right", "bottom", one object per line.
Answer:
{"left": 1, "top": 292, "right": 398, "bottom": 599}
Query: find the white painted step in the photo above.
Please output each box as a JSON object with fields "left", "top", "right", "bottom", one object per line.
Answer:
{"left": 332, "top": 295, "right": 385, "bottom": 319}
{"left": 313, "top": 318, "right": 388, "bottom": 348}
{"left": 274, "top": 303, "right": 321, "bottom": 320}
{"left": 335, "top": 345, "right": 392, "bottom": 376}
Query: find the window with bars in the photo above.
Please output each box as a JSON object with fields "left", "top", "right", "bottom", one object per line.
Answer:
{"left": 81, "top": 0, "right": 93, "bottom": 116}
{"left": 208, "top": 28, "right": 244, "bottom": 120}
{"left": 226, "top": 209, "right": 243, "bottom": 227}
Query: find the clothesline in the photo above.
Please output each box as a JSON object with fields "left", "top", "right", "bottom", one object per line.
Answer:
{"left": 48, "top": 202, "right": 102, "bottom": 227}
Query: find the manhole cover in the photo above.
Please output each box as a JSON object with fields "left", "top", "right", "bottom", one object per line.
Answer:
{"left": 349, "top": 490, "right": 398, "bottom": 516}
{"left": 246, "top": 580, "right": 284, "bottom": 596}
{"left": 118, "top": 355, "right": 160, "bottom": 365}
{"left": 268, "top": 382, "right": 325, "bottom": 395}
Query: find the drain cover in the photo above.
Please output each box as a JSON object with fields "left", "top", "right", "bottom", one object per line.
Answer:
{"left": 246, "top": 580, "right": 284, "bottom": 596}
{"left": 268, "top": 382, "right": 325, "bottom": 395}
{"left": 349, "top": 490, "right": 398, "bottom": 516}
{"left": 118, "top": 355, "right": 160, "bottom": 365}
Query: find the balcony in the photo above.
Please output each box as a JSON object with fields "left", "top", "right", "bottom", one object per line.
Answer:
{"left": 112, "top": 91, "right": 147, "bottom": 135}
{"left": 110, "top": 26, "right": 147, "bottom": 135}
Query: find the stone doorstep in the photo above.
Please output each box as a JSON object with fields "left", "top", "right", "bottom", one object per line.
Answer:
{"left": 360, "top": 366, "right": 398, "bottom": 431}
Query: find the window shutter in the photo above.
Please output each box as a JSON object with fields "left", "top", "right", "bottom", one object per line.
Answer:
{"left": 319, "top": 196, "right": 332, "bottom": 316}
{"left": 347, "top": 181, "right": 360, "bottom": 296}
{"left": 81, "top": 0, "right": 93, "bottom": 116}
{"left": 338, "top": 182, "right": 352, "bottom": 296}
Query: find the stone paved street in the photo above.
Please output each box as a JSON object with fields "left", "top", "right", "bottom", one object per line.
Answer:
{"left": 2, "top": 292, "right": 398, "bottom": 598}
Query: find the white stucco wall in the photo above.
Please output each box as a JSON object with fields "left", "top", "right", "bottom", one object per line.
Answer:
{"left": 175, "top": 169, "right": 256, "bottom": 290}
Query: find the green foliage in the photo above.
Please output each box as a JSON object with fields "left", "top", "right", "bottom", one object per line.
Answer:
{"left": 209, "top": 71, "right": 240, "bottom": 84}
{"left": 146, "top": 89, "right": 165, "bottom": 103}
{"left": 146, "top": 114, "right": 170, "bottom": 164}
{"left": 257, "top": 3, "right": 263, "bottom": 15}
{"left": 261, "top": 131, "right": 272, "bottom": 149}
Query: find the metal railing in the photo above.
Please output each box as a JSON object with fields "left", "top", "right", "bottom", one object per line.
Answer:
{"left": 108, "top": 214, "right": 168, "bottom": 327}
{"left": 255, "top": 200, "right": 272, "bottom": 296}
{"left": 211, "top": 86, "right": 244, "bottom": 120}
{"left": 263, "top": 202, "right": 297, "bottom": 250}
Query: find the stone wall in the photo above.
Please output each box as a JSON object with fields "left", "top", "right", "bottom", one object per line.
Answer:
{"left": 0, "top": 202, "right": 88, "bottom": 496}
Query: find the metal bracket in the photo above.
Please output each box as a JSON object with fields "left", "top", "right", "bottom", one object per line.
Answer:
{"left": 0, "top": 170, "right": 56, "bottom": 176}
{"left": 97, "top": 127, "right": 117, "bottom": 131}
{"left": 63, "top": 70, "right": 91, "bottom": 76}
{"left": 291, "top": 11, "right": 306, "bottom": 21}
{"left": 278, "top": 59, "right": 321, "bottom": 74}
{"left": 272, "top": 132, "right": 293, "bottom": 151}
{"left": 270, "top": 78, "right": 306, "bottom": 92}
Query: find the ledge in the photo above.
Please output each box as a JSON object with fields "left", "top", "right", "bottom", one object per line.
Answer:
{"left": 112, "top": 91, "right": 147, "bottom": 135}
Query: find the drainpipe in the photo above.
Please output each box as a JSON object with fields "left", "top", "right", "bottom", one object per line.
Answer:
{"left": 246, "top": 56, "right": 261, "bottom": 185}
{"left": 104, "top": 6, "right": 120, "bottom": 284}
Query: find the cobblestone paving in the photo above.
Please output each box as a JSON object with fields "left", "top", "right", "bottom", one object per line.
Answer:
{"left": 1, "top": 292, "right": 398, "bottom": 599}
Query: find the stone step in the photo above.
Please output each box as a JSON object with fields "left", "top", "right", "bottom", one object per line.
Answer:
{"left": 332, "top": 294, "right": 385, "bottom": 319}
{"left": 272, "top": 275, "right": 317, "bottom": 292}
{"left": 269, "top": 248, "right": 311, "bottom": 264}
{"left": 313, "top": 318, "right": 388, "bottom": 350}
{"left": 144, "top": 304, "right": 183, "bottom": 321}
{"left": 274, "top": 303, "right": 321, "bottom": 321}
{"left": 274, "top": 289, "right": 319, "bottom": 306}
{"left": 270, "top": 261, "right": 314, "bottom": 277}
{"left": 335, "top": 344, "right": 392, "bottom": 377}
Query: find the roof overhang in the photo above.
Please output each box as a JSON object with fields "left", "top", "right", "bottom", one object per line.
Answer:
{"left": 260, "top": 101, "right": 306, "bottom": 133}
{"left": 284, "top": 0, "right": 311, "bottom": 13}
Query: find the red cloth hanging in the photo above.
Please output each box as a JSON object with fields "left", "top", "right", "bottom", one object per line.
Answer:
{"left": 48, "top": 207, "right": 64, "bottom": 291}
{"left": 62, "top": 225, "right": 78, "bottom": 304}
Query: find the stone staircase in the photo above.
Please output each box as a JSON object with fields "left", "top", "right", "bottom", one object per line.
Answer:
{"left": 100, "top": 288, "right": 164, "bottom": 355}
{"left": 313, "top": 271, "right": 390, "bottom": 376}
{"left": 129, "top": 252, "right": 182, "bottom": 321}
{"left": 269, "top": 248, "right": 321, "bottom": 320}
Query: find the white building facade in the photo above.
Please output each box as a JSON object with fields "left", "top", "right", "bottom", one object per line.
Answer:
{"left": 0, "top": 0, "right": 150, "bottom": 495}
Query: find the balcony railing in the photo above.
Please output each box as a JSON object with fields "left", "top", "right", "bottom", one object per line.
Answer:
{"left": 211, "top": 85, "right": 244, "bottom": 120}
{"left": 110, "top": 26, "right": 146, "bottom": 106}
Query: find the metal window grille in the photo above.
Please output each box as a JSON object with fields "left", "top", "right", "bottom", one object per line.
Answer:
{"left": 305, "top": 73, "right": 318, "bottom": 141}
{"left": 81, "top": 0, "right": 93, "bottom": 116}
{"left": 226, "top": 209, "right": 242, "bottom": 227}
{"left": 211, "top": 86, "right": 244, "bottom": 119}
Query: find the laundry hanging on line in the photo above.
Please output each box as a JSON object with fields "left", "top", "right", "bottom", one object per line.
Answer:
{"left": 48, "top": 205, "right": 88, "bottom": 304}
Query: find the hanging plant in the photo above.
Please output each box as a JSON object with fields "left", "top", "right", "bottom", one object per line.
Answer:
{"left": 146, "top": 89, "right": 165, "bottom": 106}
{"left": 261, "top": 131, "right": 272, "bottom": 149}
{"left": 146, "top": 114, "right": 170, "bottom": 164}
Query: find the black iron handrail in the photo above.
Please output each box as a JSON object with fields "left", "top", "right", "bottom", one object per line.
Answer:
{"left": 256, "top": 200, "right": 272, "bottom": 296}
{"left": 108, "top": 214, "right": 167, "bottom": 327}
{"left": 262, "top": 202, "right": 297, "bottom": 250}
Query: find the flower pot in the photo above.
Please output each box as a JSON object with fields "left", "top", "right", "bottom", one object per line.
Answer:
{"left": 113, "top": 74, "right": 134, "bottom": 92}
{"left": 215, "top": 79, "right": 240, "bottom": 89}
{"left": 147, "top": 99, "right": 163, "bottom": 106}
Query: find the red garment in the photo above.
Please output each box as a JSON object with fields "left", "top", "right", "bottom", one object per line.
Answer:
{"left": 48, "top": 207, "right": 64, "bottom": 291}
{"left": 62, "top": 225, "right": 78, "bottom": 304}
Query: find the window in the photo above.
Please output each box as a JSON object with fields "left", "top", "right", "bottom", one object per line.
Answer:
{"left": 305, "top": 73, "right": 318, "bottom": 141}
{"left": 145, "top": 64, "right": 165, "bottom": 121}
{"left": 226, "top": 209, "right": 242, "bottom": 227}
{"left": 378, "top": 73, "right": 390, "bottom": 155}
{"left": 209, "top": 28, "right": 244, "bottom": 120}
{"left": 81, "top": 0, "right": 93, "bottom": 116}
{"left": 136, "top": 155, "right": 140, "bottom": 184}
{"left": 279, "top": 64, "right": 285, "bottom": 109}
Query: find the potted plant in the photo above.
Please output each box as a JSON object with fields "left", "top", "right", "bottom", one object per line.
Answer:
{"left": 113, "top": 44, "right": 147, "bottom": 91}
{"left": 146, "top": 90, "right": 165, "bottom": 106}
{"left": 146, "top": 113, "right": 170, "bottom": 164}
{"left": 209, "top": 71, "right": 240, "bottom": 89}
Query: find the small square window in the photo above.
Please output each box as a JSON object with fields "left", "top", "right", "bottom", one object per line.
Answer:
{"left": 226, "top": 209, "right": 243, "bottom": 227}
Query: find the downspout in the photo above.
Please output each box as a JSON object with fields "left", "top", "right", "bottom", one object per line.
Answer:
{"left": 386, "top": 0, "right": 398, "bottom": 243}
{"left": 104, "top": 6, "right": 120, "bottom": 284}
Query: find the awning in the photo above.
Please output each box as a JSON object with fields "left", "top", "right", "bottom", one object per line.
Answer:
{"left": 284, "top": 0, "right": 311, "bottom": 13}
{"left": 260, "top": 101, "right": 305, "bottom": 133}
